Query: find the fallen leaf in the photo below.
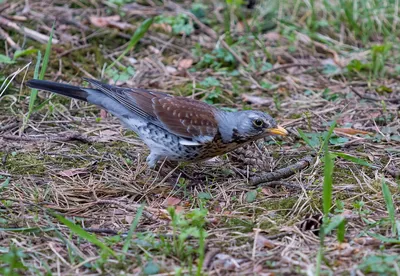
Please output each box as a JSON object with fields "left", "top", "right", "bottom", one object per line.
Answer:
{"left": 255, "top": 234, "right": 277, "bottom": 249}
{"left": 98, "top": 129, "right": 120, "bottom": 142}
{"left": 261, "top": 188, "right": 273, "bottom": 196}
{"left": 152, "top": 23, "right": 172, "bottom": 33}
{"left": 125, "top": 215, "right": 134, "bottom": 224}
{"left": 354, "top": 237, "right": 381, "bottom": 246}
{"left": 163, "top": 196, "right": 181, "bottom": 207}
{"left": 265, "top": 31, "right": 281, "bottom": 41}
{"left": 89, "top": 15, "right": 120, "bottom": 27}
{"left": 178, "top": 58, "right": 193, "bottom": 70}
{"left": 89, "top": 15, "right": 133, "bottom": 30}
{"left": 241, "top": 94, "right": 273, "bottom": 106}
{"left": 335, "top": 128, "right": 373, "bottom": 136}
{"left": 174, "top": 206, "right": 185, "bottom": 213}
{"left": 100, "top": 109, "right": 108, "bottom": 119}
{"left": 58, "top": 167, "right": 89, "bottom": 177}
{"left": 165, "top": 66, "right": 177, "bottom": 74}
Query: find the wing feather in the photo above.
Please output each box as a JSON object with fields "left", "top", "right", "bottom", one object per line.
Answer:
{"left": 84, "top": 78, "right": 218, "bottom": 142}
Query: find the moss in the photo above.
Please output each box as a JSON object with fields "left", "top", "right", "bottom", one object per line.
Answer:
{"left": 260, "top": 197, "right": 298, "bottom": 213}
{"left": 225, "top": 217, "right": 254, "bottom": 233}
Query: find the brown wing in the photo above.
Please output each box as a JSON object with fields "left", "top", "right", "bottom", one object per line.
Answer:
{"left": 85, "top": 78, "right": 218, "bottom": 141}
{"left": 151, "top": 96, "right": 218, "bottom": 140}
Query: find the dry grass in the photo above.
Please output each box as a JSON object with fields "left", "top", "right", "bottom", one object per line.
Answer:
{"left": 1, "top": 0, "right": 400, "bottom": 275}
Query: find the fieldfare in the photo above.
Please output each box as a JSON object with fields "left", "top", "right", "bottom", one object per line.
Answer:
{"left": 26, "top": 78, "right": 288, "bottom": 167}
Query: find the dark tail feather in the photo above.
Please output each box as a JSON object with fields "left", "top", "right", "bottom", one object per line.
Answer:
{"left": 26, "top": 79, "right": 89, "bottom": 102}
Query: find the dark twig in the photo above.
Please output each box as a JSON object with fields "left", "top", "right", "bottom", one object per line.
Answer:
{"left": 256, "top": 63, "right": 314, "bottom": 76}
{"left": 250, "top": 156, "right": 314, "bottom": 185}
{"left": 0, "top": 122, "right": 19, "bottom": 132}
{"left": 384, "top": 166, "right": 400, "bottom": 178}
{"left": 258, "top": 180, "right": 315, "bottom": 190}
{"left": 350, "top": 86, "right": 400, "bottom": 104}
{"left": 0, "top": 132, "right": 98, "bottom": 143}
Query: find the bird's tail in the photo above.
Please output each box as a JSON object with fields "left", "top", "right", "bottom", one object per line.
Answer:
{"left": 26, "top": 79, "right": 89, "bottom": 102}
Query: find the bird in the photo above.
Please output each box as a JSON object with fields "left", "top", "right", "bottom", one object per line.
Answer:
{"left": 26, "top": 78, "right": 288, "bottom": 168}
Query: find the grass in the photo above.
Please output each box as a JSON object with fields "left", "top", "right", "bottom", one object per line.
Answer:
{"left": 0, "top": 0, "right": 400, "bottom": 274}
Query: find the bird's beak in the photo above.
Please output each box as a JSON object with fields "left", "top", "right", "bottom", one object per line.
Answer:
{"left": 266, "top": 125, "right": 288, "bottom": 136}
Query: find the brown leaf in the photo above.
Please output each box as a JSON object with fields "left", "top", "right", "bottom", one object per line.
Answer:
{"left": 163, "top": 196, "right": 181, "bottom": 207}
{"left": 89, "top": 15, "right": 132, "bottom": 30}
{"left": 255, "top": 234, "right": 277, "bottom": 249}
{"left": 152, "top": 23, "right": 172, "bottom": 33}
{"left": 100, "top": 109, "right": 108, "bottom": 119}
{"left": 241, "top": 94, "right": 273, "bottom": 106}
{"left": 125, "top": 215, "right": 134, "bottom": 224}
{"left": 265, "top": 31, "right": 281, "bottom": 41}
{"left": 261, "top": 188, "right": 273, "bottom": 196}
{"left": 335, "top": 128, "right": 373, "bottom": 136}
{"left": 178, "top": 58, "right": 193, "bottom": 70}
{"left": 354, "top": 237, "right": 381, "bottom": 246}
{"left": 58, "top": 167, "right": 89, "bottom": 177}
{"left": 89, "top": 15, "right": 120, "bottom": 27}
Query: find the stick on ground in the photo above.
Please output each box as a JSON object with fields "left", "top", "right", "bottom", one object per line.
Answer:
{"left": 250, "top": 156, "right": 314, "bottom": 185}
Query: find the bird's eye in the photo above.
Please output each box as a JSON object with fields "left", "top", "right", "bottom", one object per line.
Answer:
{"left": 253, "top": 119, "right": 264, "bottom": 127}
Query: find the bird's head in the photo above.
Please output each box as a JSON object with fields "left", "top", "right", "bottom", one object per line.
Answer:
{"left": 218, "top": 110, "right": 288, "bottom": 143}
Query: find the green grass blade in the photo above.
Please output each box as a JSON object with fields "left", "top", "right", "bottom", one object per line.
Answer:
{"left": 320, "top": 120, "right": 337, "bottom": 153}
{"left": 0, "top": 177, "right": 10, "bottom": 191}
{"left": 323, "top": 215, "right": 345, "bottom": 236}
{"left": 331, "top": 152, "right": 376, "bottom": 168}
{"left": 28, "top": 51, "right": 42, "bottom": 114}
{"left": 107, "top": 18, "right": 154, "bottom": 70}
{"left": 297, "top": 128, "right": 317, "bottom": 151}
{"left": 38, "top": 22, "right": 55, "bottom": 80}
{"left": 382, "top": 180, "right": 397, "bottom": 237}
{"left": 323, "top": 152, "right": 334, "bottom": 215}
{"left": 26, "top": 22, "right": 54, "bottom": 124}
{"left": 122, "top": 204, "right": 144, "bottom": 253}
{"left": 337, "top": 219, "right": 346, "bottom": 243}
{"left": 54, "top": 213, "right": 116, "bottom": 257}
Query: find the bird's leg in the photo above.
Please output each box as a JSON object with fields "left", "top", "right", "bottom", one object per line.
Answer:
{"left": 146, "top": 152, "right": 162, "bottom": 168}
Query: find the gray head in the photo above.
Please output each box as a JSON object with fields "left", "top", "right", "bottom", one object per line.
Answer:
{"left": 216, "top": 110, "right": 288, "bottom": 143}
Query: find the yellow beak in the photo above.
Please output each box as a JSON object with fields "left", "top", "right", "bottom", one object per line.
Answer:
{"left": 267, "top": 125, "right": 288, "bottom": 136}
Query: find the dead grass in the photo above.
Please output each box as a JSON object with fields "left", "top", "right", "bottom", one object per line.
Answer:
{"left": 1, "top": 0, "right": 400, "bottom": 275}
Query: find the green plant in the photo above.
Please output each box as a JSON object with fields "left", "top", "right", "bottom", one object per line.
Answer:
{"left": 167, "top": 207, "right": 208, "bottom": 275}
{"left": 156, "top": 14, "right": 194, "bottom": 36}
{"left": 23, "top": 23, "right": 54, "bottom": 129}
{"left": 107, "top": 18, "right": 153, "bottom": 70}
{"left": 315, "top": 121, "right": 346, "bottom": 275}
{"left": 382, "top": 181, "right": 398, "bottom": 238}
{"left": 0, "top": 244, "right": 27, "bottom": 276}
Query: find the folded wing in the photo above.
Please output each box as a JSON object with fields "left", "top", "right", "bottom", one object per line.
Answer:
{"left": 85, "top": 78, "right": 218, "bottom": 143}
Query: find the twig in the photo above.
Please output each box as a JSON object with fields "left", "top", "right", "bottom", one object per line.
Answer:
{"left": 0, "top": 15, "right": 59, "bottom": 44}
{"left": 95, "top": 199, "right": 160, "bottom": 221}
{"left": 250, "top": 156, "right": 314, "bottom": 185}
{"left": 0, "top": 122, "right": 19, "bottom": 132}
{"left": 203, "top": 248, "right": 220, "bottom": 270}
{"left": 350, "top": 86, "right": 400, "bottom": 104}
{"left": 0, "top": 26, "right": 21, "bottom": 49}
{"left": 0, "top": 132, "right": 98, "bottom": 143}
{"left": 255, "top": 63, "right": 314, "bottom": 76}
{"left": 258, "top": 180, "right": 315, "bottom": 190}
{"left": 385, "top": 166, "right": 400, "bottom": 178}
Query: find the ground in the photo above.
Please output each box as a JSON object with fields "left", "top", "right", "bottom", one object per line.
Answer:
{"left": 0, "top": 0, "right": 400, "bottom": 275}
